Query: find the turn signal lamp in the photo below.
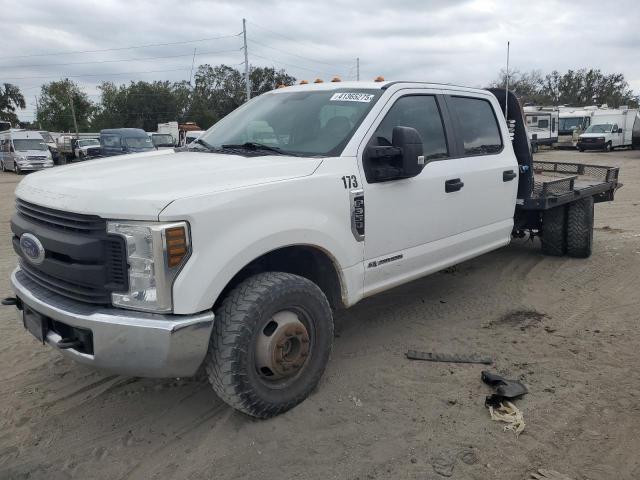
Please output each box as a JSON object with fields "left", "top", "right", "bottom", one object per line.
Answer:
{"left": 166, "top": 226, "right": 188, "bottom": 268}
{"left": 374, "top": 76, "right": 385, "bottom": 82}
{"left": 314, "top": 78, "right": 324, "bottom": 83}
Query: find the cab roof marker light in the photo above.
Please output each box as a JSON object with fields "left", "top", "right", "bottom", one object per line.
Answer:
{"left": 331, "top": 77, "right": 341, "bottom": 82}
{"left": 374, "top": 76, "right": 385, "bottom": 82}
{"left": 299, "top": 80, "right": 308, "bottom": 85}
{"left": 314, "top": 78, "right": 324, "bottom": 83}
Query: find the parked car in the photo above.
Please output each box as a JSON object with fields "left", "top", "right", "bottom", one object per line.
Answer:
{"left": 0, "top": 130, "right": 53, "bottom": 174}
{"left": 577, "top": 108, "right": 639, "bottom": 151}
{"left": 100, "top": 128, "right": 155, "bottom": 156}
{"left": 184, "top": 130, "right": 204, "bottom": 145}
{"left": 8, "top": 82, "right": 620, "bottom": 419}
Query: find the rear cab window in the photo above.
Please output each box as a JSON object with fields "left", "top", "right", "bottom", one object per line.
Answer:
{"left": 448, "top": 96, "right": 503, "bottom": 156}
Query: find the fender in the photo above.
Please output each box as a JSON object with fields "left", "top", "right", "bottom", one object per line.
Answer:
{"left": 161, "top": 166, "right": 365, "bottom": 314}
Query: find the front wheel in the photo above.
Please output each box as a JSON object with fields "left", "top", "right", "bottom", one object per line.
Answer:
{"left": 205, "top": 272, "right": 334, "bottom": 418}
{"left": 604, "top": 142, "right": 612, "bottom": 152}
{"left": 14, "top": 164, "right": 21, "bottom": 175}
{"left": 0, "top": 160, "right": 5, "bottom": 172}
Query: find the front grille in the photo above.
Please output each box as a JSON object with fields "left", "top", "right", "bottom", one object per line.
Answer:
{"left": 87, "top": 148, "right": 101, "bottom": 156}
{"left": 13, "top": 199, "right": 128, "bottom": 305}
{"left": 27, "top": 156, "right": 47, "bottom": 161}
{"left": 16, "top": 199, "right": 105, "bottom": 234}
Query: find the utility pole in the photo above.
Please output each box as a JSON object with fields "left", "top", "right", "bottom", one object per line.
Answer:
{"left": 34, "top": 96, "right": 41, "bottom": 129}
{"left": 189, "top": 48, "right": 197, "bottom": 86}
{"left": 504, "top": 41, "right": 510, "bottom": 117}
{"left": 356, "top": 57, "right": 360, "bottom": 81}
{"left": 69, "top": 91, "right": 79, "bottom": 139}
{"left": 243, "top": 18, "right": 250, "bottom": 102}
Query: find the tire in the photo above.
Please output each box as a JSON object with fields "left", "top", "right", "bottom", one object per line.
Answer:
{"left": 205, "top": 272, "right": 334, "bottom": 418}
{"left": 566, "top": 197, "right": 594, "bottom": 258}
{"left": 541, "top": 206, "right": 566, "bottom": 256}
{"left": 1, "top": 160, "right": 5, "bottom": 172}
{"left": 604, "top": 142, "right": 612, "bottom": 152}
{"left": 14, "top": 163, "right": 21, "bottom": 175}
{"left": 578, "top": 146, "right": 584, "bottom": 152}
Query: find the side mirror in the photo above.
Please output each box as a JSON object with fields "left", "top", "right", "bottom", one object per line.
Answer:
{"left": 618, "top": 128, "right": 623, "bottom": 134}
{"left": 364, "top": 126, "right": 425, "bottom": 182}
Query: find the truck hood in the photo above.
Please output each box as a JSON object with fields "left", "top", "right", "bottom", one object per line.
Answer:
{"left": 15, "top": 150, "right": 323, "bottom": 219}
{"left": 579, "top": 133, "right": 610, "bottom": 138}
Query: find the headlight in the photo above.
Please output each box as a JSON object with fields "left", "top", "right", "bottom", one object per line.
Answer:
{"left": 597, "top": 137, "right": 605, "bottom": 141}
{"left": 106, "top": 221, "right": 191, "bottom": 313}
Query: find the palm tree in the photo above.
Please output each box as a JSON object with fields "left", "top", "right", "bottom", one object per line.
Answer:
{"left": 0, "top": 83, "right": 26, "bottom": 126}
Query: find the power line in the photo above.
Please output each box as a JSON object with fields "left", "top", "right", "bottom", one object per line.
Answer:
{"left": 250, "top": 51, "right": 342, "bottom": 78}
{"left": 247, "top": 38, "right": 350, "bottom": 70}
{"left": 0, "top": 48, "right": 242, "bottom": 69}
{"left": 2, "top": 67, "right": 192, "bottom": 81}
{"left": 0, "top": 33, "right": 243, "bottom": 60}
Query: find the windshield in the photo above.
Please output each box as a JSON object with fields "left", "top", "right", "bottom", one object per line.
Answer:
{"left": 13, "top": 139, "right": 47, "bottom": 151}
{"left": 197, "top": 89, "right": 382, "bottom": 156}
{"left": 585, "top": 124, "right": 612, "bottom": 134}
{"left": 559, "top": 116, "right": 585, "bottom": 133}
{"left": 152, "top": 134, "right": 174, "bottom": 146}
{"left": 79, "top": 139, "right": 99, "bottom": 147}
{"left": 124, "top": 136, "right": 154, "bottom": 149}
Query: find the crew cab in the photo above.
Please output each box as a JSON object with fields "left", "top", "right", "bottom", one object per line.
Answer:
{"left": 6, "top": 81, "right": 620, "bottom": 418}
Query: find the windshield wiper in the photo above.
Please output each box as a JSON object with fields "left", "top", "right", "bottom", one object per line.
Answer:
{"left": 221, "top": 142, "right": 295, "bottom": 156}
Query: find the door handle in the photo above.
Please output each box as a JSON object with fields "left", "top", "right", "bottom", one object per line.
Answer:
{"left": 445, "top": 178, "right": 464, "bottom": 193}
{"left": 503, "top": 170, "right": 517, "bottom": 182}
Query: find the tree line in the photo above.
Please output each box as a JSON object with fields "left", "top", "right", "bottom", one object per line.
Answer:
{"left": 489, "top": 68, "right": 638, "bottom": 107}
{"left": 1, "top": 66, "right": 638, "bottom": 133}
{"left": 1, "top": 64, "right": 296, "bottom": 132}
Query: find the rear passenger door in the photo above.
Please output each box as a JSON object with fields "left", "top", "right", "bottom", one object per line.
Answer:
{"left": 359, "top": 89, "right": 518, "bottom": 295}
{"left": 442, "top": 93, "right": 518, "bottom": 242}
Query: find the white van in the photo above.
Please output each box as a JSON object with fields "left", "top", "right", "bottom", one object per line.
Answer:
{"left": 577, "top": 108, "right": 639, "bottom": 151}
{"left": 524, "top": 106, "right": 559, "bottom": 151}
{"left": 0, "top": 130, "right": 54, "bottom": 174}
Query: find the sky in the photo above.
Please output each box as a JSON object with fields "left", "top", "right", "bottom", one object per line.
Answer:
{"left": 2, "top": 0, "right": 639, "bottom": 122}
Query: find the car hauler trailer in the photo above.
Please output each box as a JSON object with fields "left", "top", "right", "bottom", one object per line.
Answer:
{"left": 6, "top": 82, "right": 620, "bottom": 418}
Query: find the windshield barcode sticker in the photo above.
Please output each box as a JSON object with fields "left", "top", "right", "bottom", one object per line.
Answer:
{"left": 330, "top": 92, "right": 375, "bottom": 103}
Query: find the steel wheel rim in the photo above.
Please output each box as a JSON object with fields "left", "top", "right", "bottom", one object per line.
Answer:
{"left": 255, "top": 310, "right": 311, "bottom": 382}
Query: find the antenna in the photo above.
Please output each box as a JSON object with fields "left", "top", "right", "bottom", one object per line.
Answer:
{"left": 504, "top": 41, "right": 510, "bottom": 118}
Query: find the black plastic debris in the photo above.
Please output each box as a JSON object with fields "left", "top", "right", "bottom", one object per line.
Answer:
{"left": 481, "top": 370, "right": 529, "bottom": 407}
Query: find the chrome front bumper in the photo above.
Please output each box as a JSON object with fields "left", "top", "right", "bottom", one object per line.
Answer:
{"left": 11, "top": 268, "right": 214, "bottom": 378}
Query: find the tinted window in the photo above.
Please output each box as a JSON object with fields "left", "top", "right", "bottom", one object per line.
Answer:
{"left": 538, "top": 119, "right": 549, "bottom": 129}
{"left": 101, "top": 135, "right": 121, "bottom": 147}
{"left": 373, "top": 95, "right": 448, "bottom": 160}
{"left": 449, "top": 96, "right": 502, "bottom": 155}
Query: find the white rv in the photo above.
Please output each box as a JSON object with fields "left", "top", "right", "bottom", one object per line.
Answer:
{"left": 0, "top": 130, "right": 54, "bottom": 174}
{"left": 556, "top": 107, "right": 598, "bottom": 148}
{"left": 577, "top": 108, "right": 639, "bottom": 152}
{"left": 524, "top": 106, "right": 559, "bottom": 152}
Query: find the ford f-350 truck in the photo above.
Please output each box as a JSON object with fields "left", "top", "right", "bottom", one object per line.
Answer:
{"left": 7, "top": 82, "right": 619, "bottom": 418}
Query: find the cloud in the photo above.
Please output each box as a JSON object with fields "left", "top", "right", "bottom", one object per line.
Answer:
{"left": 2, "top": 0, "right": 638, "bottom": 121}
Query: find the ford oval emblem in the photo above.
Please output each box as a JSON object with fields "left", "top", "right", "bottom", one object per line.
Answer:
{"left": 20, "top": 233, "right": 45, "bottom": 265}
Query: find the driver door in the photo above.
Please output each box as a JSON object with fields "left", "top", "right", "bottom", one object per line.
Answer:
{"left": 358, "top": 90, "right": 465, "bottom": 294}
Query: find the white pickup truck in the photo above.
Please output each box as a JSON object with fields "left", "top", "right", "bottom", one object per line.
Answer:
{"left": 7, "top": 81, "right": 620, "bottom": 418}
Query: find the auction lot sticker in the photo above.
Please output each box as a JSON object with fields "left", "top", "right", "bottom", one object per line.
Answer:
{"left": 330, "top": 92, "right": 375, "bottom": 103}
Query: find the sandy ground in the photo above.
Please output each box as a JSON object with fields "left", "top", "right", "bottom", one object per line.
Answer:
{"left": 0, "top": 149, "right": 639, "bottom": 480}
